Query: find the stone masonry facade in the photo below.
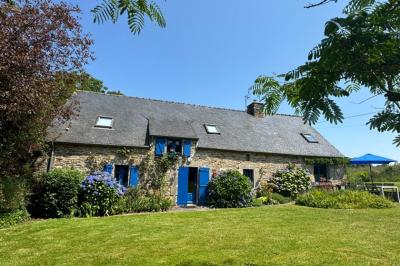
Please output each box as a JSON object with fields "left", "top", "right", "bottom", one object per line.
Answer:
{"left": 48, "top": 138, "right": 344, "bottom": 204}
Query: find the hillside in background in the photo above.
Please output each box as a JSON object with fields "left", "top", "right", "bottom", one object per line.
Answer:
{"left": 346, "top": 164, "right": 400, "bottom": 183}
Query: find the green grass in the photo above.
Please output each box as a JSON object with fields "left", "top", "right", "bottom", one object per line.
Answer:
{"left": 1, "top": 205, "right": 400, "bottom": 265}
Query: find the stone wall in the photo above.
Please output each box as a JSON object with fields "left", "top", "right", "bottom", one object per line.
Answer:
{"left": 51, "top": 144, "right": 149, "bottom": 172}
{"left": 189, "top": 148, "right": 308, "bottom": 188}
{"left": 49, "top": 141, "right": 344, "bottom": 204}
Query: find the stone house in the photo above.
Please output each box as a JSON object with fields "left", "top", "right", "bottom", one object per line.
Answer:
{"left": 47, "top": 91, "right": 345, "bottom": 205}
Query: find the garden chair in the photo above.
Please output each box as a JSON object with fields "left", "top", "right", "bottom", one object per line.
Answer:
{"left": 365, "top": 183, "right": 381, "bottom": 195}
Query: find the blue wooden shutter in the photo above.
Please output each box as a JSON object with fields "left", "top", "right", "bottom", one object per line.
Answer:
{"left": 183, "top": 140, "right": 191, "bottom": 157}
{"left": 103, "top": 164, "right": 113, "bottom": 174}
{"left": 198, "top": 167, "right": 210, "bottom": 205}
{"left": 155, "top": 138, "right": 166, "bottom": 156}
{"left": 177, "top": 167, "right": 189, "bottom": 205}
{"left": 129, "top": 165, "right": 138, "bottom": 187}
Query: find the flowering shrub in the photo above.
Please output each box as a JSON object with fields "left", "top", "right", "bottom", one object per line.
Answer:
{"left": 207, "top": 170, "right": 253, "bottom": 208}
{"left": 269, "top": 164, "right": 311, "bottom": 198}
{"left": 78, "top": 171, "right": 126, "bottom": 216}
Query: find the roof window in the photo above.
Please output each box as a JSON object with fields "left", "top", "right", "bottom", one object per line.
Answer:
{"left": 204, "top": 124, "right": 220, "bottom": 134}
{"left": 95, "top": 116, "right": 113, "bottom": 128}
{"left": 301, "top": 133, "right": 318, "bottom": 143}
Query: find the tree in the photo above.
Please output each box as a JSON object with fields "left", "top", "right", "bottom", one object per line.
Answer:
{"left": 251, "top": 0, "right": 400, "bottom": 146}
{"left": 66, "top": 72, "right": 124, "bottom": 95}
{"left": 92, "top": 0, "right": 166, "bottom": 35}
{"left": 0, "top": 0, "right": 92, "bottom": 182}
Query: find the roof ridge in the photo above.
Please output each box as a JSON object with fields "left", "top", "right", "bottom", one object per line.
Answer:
{"left": 76, "top": 90, "right": 301, "bottom": 118}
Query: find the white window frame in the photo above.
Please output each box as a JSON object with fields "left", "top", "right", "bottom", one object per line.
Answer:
{"left": 301, "top": 133, "right": 318, "bottom": 143}
{"left": 204, "top": 124, "right": 220, "bottom": 134}
{"left": 95, "top": 116, "right": 113, "bottom": 128}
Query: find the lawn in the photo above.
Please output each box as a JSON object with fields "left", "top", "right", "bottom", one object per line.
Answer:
{"left": 1, "top": 205, "right": 400, "bottom": 265}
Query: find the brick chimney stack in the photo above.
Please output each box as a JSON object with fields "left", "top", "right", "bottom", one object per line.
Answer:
{"left": 246, "top": 101, "right": 265, "bottom": 118}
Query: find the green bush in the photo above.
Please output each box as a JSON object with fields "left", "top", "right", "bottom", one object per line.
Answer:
{"left": 252, "top": 197, "right": 265, "bottom": 207}
{"left": 255, "top": 183, "right": 272, "bottom": 198}
{"left": 0, "top": 177, "right": 27, "bottom": 212}
{"left": 28, "top": 168, "right": 84, "bottom": 218}
{"left": 271, "top": 193, "right": 291, "bottom": 204}
{"left": 252, "top": 192, "right": 291, "bottom": 207}
{"left": 207, "top": 170, "right": 253, "bottom": 208}
{"left": 269, "top": 164, "right": 311, "bottom": 198}
{"left": 0, "top": 209, "right": 30, "bottom": 228}
{"left": 296, "top": 189, "right": 395, "bottom": 209}
{"left": 122, "top": 188, "right": 172, "bottom": 213}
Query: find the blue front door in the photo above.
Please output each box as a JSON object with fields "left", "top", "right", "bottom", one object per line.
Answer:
{"left": 177, "top": 167, "right": 189, "bottom": 205}
{"left": 178, "top": 167, "right": 209, "bottom": 206}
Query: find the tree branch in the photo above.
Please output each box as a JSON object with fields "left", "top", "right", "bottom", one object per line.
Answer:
{"left": 304, "top": 0, "right": 338, "bottom": 9}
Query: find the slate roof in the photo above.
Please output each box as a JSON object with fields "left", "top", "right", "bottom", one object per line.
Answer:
{"left": 48, "top": 91, "right": 344, "bottom": 158}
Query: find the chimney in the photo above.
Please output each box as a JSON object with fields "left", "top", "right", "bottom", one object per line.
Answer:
{"left": 246, "top": 101, "right": 265, "bottom": 118}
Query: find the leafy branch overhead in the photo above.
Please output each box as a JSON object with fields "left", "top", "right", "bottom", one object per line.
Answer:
{"left": 92, "top": 0, "right": 166, "bottom": 34}
{"left": 251, "top": 0, "right": 400, "bottom": 146}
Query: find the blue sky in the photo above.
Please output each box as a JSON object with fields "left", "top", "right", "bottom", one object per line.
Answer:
{"left": 71, "top": 0, "right": 399, "bottom": 161}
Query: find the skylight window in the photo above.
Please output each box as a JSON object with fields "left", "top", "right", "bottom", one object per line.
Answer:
{"left": 204, "top": 124, "right": 220, "bottom": 134}
{"left": 301, "top": 133, "right": 318, "bottom": 143}
{"left": 95, "top": 116, "right": 113, "bottom": 128}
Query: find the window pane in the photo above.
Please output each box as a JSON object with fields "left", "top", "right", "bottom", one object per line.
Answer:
{"left": 167, "top": 139, "right": 182, "bottom": 153}
{"left": 302, "top": 133, "right": 318, "bottom": 143}
{"left": 205, "top": 124, "right": 219, "bottom": 134}
{"left": 243, "top": 169, "right": 254, "bottom": 185}
{"left": 96, "top": 117, "right": 113, "bottom": 128}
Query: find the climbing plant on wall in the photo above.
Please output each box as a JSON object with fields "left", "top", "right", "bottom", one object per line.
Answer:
{"left": 305, "top": 157, "right": 350, "bottom": 166}
{"left": 138, "top": 153, "right": 178, "bottom": 195}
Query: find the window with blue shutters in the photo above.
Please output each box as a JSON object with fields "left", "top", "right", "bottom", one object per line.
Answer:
{"left": 183, "top": 140, "right": 191, "bottom": 157}
{"left": 155, "top": 138, "right": 166, "bottom": 156}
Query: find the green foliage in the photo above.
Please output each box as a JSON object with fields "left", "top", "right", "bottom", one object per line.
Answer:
{"left": 116, "top": 147, "right": 134, "bottom": 158}
{"left": 253, "top": 187, "right": 292, "bottom": 207}
{"left": 252, "top": 197, "right": 266, "bottom": 207}
{"left": 207, "top": 170, "right": 253, "bottom": 208}
{"left": 92, "top": 0, "right": 166, "bottom": 34}
{"left": 0, "top": 209, "right": 30, "bottom": 229}
{"left": 255, "top": 182, "right": 272, "bottom": 198}
{"left": 77, "top": 172, "right": 125, "bottom": 217}
{"left": 28, "top": 168, "right": 84, "bottom": 218}
{"left": 0, "top": 176, "right": 27, "bottom": 212}
{"left": 347, "top": 164, "right": 400, "bottom": 183}
{"left": 296, "top": 189, "right": 395, "bottom": 209}
{"left": 139, "top": 153, "right": 178, "bottom": 194}
{"left": 251, "top": 0, "right": 400, "bottom": 146}
{"left": 121, "top": 187, "right": 172, "bottom": 213}
{"left": 67, "top": 71, "right": 123, "bottom": 95}
{"left": 305, "top": 157, "right": 349, "bottom": 166}
{"left": 271, "top": 192, "right": 292, "bottom": 204}
{"left": 269, "top": 164, "right": 311, "bottom": 198}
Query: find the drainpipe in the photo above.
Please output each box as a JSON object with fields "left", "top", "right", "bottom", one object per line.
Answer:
{"left": 47, "top": 142, "right": 55, "bottom": 172}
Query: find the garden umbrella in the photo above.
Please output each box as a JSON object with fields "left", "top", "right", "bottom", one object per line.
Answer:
{"left": 350, "top": 153, "right": 397, "bottom": 184}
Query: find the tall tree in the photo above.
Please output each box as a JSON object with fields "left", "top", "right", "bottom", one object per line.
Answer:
{"left": 67, "top": 71, "right": 124, "bottom": 95}
{"left": 0, "top": 0, "right": 92, "bottom": 181}
{"left": 251, "top": 0, "right": 400, "bottom": 146}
